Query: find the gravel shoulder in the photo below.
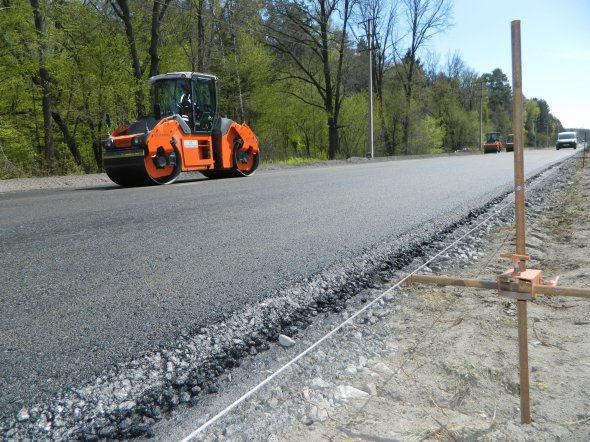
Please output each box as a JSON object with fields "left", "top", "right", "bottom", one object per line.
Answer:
{"left": 274, "top": 162, "right": 590, "bottom": 441}
{"left": 0, "top": 173, "right": 113, "bottom": 193}
{"left": 156, "top": 159, "right": 590, "bottom": 441}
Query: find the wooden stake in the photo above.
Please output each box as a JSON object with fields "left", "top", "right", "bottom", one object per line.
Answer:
{"left": 511, "top": 19, "right": 532, "bottom": 424}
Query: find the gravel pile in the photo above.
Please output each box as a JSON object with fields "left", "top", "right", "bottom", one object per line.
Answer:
{"left": 0, "top": 174, "right": 113, "bottom": 193}
{"left": 0, "top": 160, "right": 570, "bottom": 441}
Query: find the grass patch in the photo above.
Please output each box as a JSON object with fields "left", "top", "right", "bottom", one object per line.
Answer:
{"left": 557, "top": 204, "right": 584, "bottom": 226}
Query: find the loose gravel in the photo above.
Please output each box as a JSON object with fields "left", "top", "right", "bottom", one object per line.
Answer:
{"left": 0, "top": 158, "right": 571, "bottom": 441}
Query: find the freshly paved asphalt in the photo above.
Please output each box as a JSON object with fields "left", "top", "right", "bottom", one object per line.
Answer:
{"left": 0, "top": 149, "right": 576, "bottom": 416}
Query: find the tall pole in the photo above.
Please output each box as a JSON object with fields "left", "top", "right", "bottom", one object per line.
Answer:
{"left": 584, "top": 132, "right": 587, "bottom": 169}
{"left": 479, "top": 80, "right": 483, "bottom": 149}
{"left": 511, "top": 21, "right": 526, "bottom": 273}
{"left": 367, "top": 20, "right": 374, "bottom": 159}
{"left": 511, "top": 19, "right": 531, "bottom": 425}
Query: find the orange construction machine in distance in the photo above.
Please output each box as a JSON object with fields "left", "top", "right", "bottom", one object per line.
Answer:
{"left": 505, "top": 134, "right": 514, "bottom": 152}
{"left": 483, "top": 132, "right": 503, "bottom": 154}
{"left": 103, "top": 72, "right": 259, "bottom": 186}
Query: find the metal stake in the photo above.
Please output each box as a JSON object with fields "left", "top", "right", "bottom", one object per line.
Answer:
{"left": 511, "top": 19, "right": 531, "bottom": 424}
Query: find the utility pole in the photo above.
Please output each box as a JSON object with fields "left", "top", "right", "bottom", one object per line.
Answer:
{"left": 367, "top": 18, "right": 374, "bottom": 159}
{"left": 478, "top": 79, "right": 483, "bottom": 149}
{"left": 534, "top": 116, "right": 538, "bottom": 147}
{"left": 583, "top": 132, "right": 587, "bottom": 168}
{"left": 357, "top": 16, "right": 378, "bottom": 158}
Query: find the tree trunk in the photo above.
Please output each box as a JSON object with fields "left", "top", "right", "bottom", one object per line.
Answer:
{"left": 51, "top": 112, "right": 91, "bottom": 173}
{"left": 328, "top": 118, "right": 339, "bottom": 160}
{"left": 331, "top": 0, "right": 351, "bottom": 159}
{"left": 402, "top": 59, "right": 415, "bottom": 153}
{"left": 402, "top": 113, "right": 410, "bottom": 153}
{"left": 377, "top": 93, "right": 394, "bottom": 154}
{"left": 392, "top": 116, "right": 400, "bottom": 153}
{"left": 149, "top": 1, "right": 162, "bottom": 78}
{"left": 30, "top": 0, "right": 54, "bottom": 172}
{"left": 86, "top": 90, "right": 103, "bottom": 168}
{"left": 115, "top": 0, "right": 144, "bottom": 116}
{"left": 318, "top": 1, "right": 336, "bottom": 159}
{"left": 87, "top": 120, "right": 102, "bottom": 169}
{"left": 321, "top": 0, "right": 351, "bottom": 160}
{"left": 197, "top": 0, "right": 205, "bottom": 71}
{"left": 41, "top": 77, "right": 53, "bottom": 170}
{"left": 149, "top": 0, "right": 171, "bottom": 78}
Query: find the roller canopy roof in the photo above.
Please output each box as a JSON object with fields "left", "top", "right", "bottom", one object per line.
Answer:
{"left": 147, "top": 72, "right": 218, "bottom": 84}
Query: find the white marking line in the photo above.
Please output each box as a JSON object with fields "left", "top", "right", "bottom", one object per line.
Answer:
{"left": 179, "top": 163, "right": 563, "bottom": 442}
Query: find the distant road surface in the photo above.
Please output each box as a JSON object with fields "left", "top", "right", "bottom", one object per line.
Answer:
{"left": 0, "top": 149, "right": 576, "bottom": 417}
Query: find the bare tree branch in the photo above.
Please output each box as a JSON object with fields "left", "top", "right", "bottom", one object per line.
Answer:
{"left": 281, "top": 90, "right": 326, "bottom": 111}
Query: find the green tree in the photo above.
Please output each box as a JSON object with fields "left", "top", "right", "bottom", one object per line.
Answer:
{"left": 0, "top": 1, "right": 40, "bottom": 175}
{"left": 339, "top": 91, "right": 369, "bottom": 158}
{"left": 524, "top": 98, "right": 540, "bottom": 146}
{"left": 263, "top": 0, "right": 354, "bottom": 159}
{"left": 29, "top": 0, "right": 55, "bottom": 170}
{"left": 430, "top": 73, "right": 466, "bottom": 151}
{"left": 482, "top": 68, "right": 511, "bottom": 134}
{"left": 396, "top": 0, "right": 452, "bottom": 153}
{"left": 409, "top": 115, "right": 444, "bottom": 153}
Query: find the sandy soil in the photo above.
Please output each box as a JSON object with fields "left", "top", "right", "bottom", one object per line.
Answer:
{"left": 281, "top": 164, "right": 590, "bottom": 441}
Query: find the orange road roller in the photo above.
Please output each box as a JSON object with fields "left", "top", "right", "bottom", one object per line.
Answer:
{"left": 483, "top": 132, "right": 503, "bottom": 154}
{"left": 103, "top": 72, "right": 259, "bottom": 186}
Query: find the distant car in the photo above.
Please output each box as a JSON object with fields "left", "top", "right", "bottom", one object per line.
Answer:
{"left": 556, "top": 131, "right": 577, "bottom": 150}
{"left": 505, "top": 134, "right": 514, "bottom": 152}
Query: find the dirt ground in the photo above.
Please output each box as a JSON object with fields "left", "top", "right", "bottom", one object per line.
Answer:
{"left": 282, "top": 163, "right": 590, "bottom": 441}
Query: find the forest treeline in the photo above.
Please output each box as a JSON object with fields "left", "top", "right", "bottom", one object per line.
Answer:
{"left": 0, "top": 0, "right": 566, "bottom": 178}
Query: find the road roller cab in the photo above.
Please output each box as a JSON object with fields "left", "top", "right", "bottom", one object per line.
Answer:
{"left": 103, "top": 72, "right": 259, "bottom": 186}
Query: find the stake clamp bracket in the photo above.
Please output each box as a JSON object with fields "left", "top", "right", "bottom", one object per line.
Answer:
{"left": 498, "top": 253, "right": 559, "bottom": 301}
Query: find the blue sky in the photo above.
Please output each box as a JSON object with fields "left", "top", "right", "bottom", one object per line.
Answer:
{"left": 428, "top": 0, "right": 590, "bottom": 129}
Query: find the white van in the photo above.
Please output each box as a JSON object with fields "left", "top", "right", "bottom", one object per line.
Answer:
{"left": 556, "top": 132, "right": 577, "bottom": 150}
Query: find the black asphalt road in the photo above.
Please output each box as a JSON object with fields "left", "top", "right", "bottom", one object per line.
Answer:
{"left": 0, "top": 150, "right": 575, "bottom": 417}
